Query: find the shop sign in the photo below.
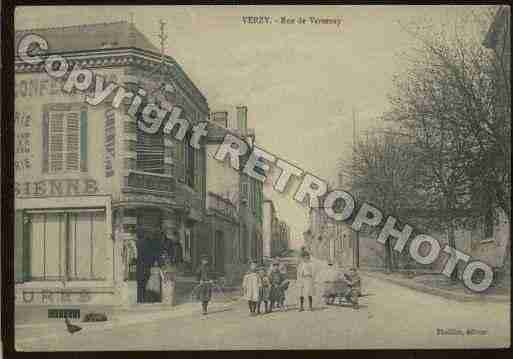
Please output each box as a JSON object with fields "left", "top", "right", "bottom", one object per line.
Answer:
{"left": 15, "top": 178, "right": 99, "bottom": 198}
{"left": 105, "top": 109, "right": 115, "bottom": 177}
{"left": 19, "top": 290, "right": 92, "bottom": 304}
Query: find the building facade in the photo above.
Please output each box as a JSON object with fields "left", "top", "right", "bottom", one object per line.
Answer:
{"left": 237, "top": 106, "right": 264, "bottom": 266}
{"left": 303, "top": 204, "right": 353, "bottom": 268}
{"left": 263, "top": 199, "right": 291, "bottom": 259}
{"left": 262, "top": 199, "right": 275, "bottom": 259}
{"left": 14, "top": 21, "right": 208, "bottom": 306}
{"left": 204, "top": 107, "right": 264, "bottom": 284}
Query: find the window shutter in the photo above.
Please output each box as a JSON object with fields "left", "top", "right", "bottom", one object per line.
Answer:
{"left": 42, "top": 111, "right": 49, "bottom": 173}
{"left": 49, "top": 112, "right": 64, "bottom": 172}
{"left": 80, "top": 110, "right": 88, "bottom": 172}
{"left": 194, "top": 148, "right": 200, "bottom": 191}
{"left": 15, "top": 210, "right": 24, "bottom": 283}
{"left": 66, "top": 112, "right": 80, "bottom": 171}
{"left": 15, "top": 211, "right": 31, "bottom": 282}
{"left": 23, "top": 215, "right": 31, "bottom": 281}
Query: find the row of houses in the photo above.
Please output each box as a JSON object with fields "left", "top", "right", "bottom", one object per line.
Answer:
{"left": 14, "top": 21, "right": 289, "bottom": 307}
{"left": 263, "top": 200, "right": 290, "bottom": 259}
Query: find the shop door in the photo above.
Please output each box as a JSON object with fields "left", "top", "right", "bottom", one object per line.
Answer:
{"left": 136, "top": 209, "right": 162, "bottom": 303}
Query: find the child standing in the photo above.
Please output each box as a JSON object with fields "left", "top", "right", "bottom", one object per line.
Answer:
{"left": 196, "top": 255, "right": 214, "bottom": 315}
{"left": 269, "top": 260, "right": 287, "bottom": 312}
{"left": 257, "top": 266, "right": 271, "bottom": 314}
{"left": 344, "top": 267, "right": 361, "bottom": 310}
{"left": 279, "top": 260, "right": 289, "bottom": 310}
{"left": 242, "top": 261, "right": 260, "bottom": 316}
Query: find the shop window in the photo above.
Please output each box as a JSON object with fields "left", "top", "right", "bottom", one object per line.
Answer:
{"left": 25, "top": 210, "right": 106, "bottom": 281}
{"left": 43, "top": 105, "right": 87, "bottom": 173}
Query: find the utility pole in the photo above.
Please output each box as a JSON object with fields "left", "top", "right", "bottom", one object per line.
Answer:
{"left": 352, "top": 107, "right": 360, "bottom": 269}
{"left": 157, "top": 20, "right": 168, "bottom": 65}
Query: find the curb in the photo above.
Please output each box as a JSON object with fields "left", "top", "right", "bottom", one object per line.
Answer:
{"left": 362, "top": 271, "right": 510, "bottom": 303}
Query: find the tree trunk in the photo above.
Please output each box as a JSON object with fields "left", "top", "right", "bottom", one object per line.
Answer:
{"left": 448, "top": 219, "right": 458, "bottom": 282}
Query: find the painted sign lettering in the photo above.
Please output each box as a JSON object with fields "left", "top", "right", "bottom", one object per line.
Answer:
{"left": 15, "top": 111, "right": 33, "bottom": 172}
{"left": 15, "top": 178, "right": 99, "bottom": 198}
{"left": 105, "top": 109, "right": 115, "bottom": 177}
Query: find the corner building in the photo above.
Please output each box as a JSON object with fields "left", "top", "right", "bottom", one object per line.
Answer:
{"left": 14, "top": 21, "right": 209, "bottom": 306}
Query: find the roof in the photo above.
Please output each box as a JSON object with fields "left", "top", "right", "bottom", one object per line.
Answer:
{"left": 15, "top": 21, "right": 159, "bottom": 54}
{"left": 15, "top": 21, "right": 209, "bottom": 113}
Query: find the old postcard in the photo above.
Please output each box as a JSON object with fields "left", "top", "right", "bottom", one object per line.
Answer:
{"left": 12, "top": 5, "right": 510, "bottom": 350}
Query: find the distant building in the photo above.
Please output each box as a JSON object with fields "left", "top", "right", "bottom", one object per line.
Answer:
{"left": 303, "top": 179, "right": 353, "bottom": 268}
{"left": 204, "top": 106, "right": 263, "bottom": 283}
{"left": 263, "top": 199, "right": 290, "bottom": 259}
{"left": 262, "top": 199, "right": 275, "bottom": 259}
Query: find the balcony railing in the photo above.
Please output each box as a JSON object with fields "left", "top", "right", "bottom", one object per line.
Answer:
{"left": 125, "top": 170, "right": 176, "bottom": 194}
{"left": 208, "top": 192, "right": 238, "bottom": 219}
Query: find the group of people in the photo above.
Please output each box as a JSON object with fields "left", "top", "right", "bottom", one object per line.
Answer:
{"left": 242, "top": 259, "right": 290, "bottom": 316}
{"left": 194, "top": 250, "right": 362, "bottom": 316}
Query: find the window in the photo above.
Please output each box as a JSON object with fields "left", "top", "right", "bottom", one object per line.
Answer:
{"left": 193, "top": 147, "right": 202, "bottom": 192}
{"left": 184, "top": 229, "right": 192, "bottom": 261}
{"left": 22, "top": 210, "right": 106, "bottom": 281}
{"left": 43, "top": 104, "right": 87, "bottom": 173}
{"left": 185, "top": 131, "right": 195, "bottom": 188}
{"left": 136, "top": 113, "right": 164, "bottom": 174}
{"left": 241, "top": 182, "right": 249, "bottom": 204}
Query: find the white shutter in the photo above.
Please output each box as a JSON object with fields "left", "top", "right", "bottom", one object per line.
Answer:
{"left": 49, "top": 113, "right": 64, "bottom": 172}
{"left": 30, "top": 214, "right": 46, "bottom": 279}
{"left": 65, "top": 111, "right": 80, "bottom": 171}
{"left": 91, "top": 212, "right": 107, "bottom": 279}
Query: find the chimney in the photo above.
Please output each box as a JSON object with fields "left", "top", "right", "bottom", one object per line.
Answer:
{"left": 236, "top": 106, "right": 248, "bottom": 134}
{"left": 210, "top": 111, "right": 228, "bottom": 128}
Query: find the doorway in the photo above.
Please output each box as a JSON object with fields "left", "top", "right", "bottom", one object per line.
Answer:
{"left": 214, "top": 230, "right": 225, "bottom": 276}
{"left": 136, "top": 208, "right": 162, "bottom": 303}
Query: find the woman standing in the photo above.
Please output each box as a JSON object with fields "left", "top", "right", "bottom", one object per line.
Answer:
{"left": 145, "top": 261, "right": 162, "bottom": 303}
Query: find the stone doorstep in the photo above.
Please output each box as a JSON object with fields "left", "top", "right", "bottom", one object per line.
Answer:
{"left": 362, "top": 271, "right": 510, "bottom": 303}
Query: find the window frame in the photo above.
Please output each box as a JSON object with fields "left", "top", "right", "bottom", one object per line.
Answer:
{"left": 44, "top": 104, "right": 87, "bottom": 174}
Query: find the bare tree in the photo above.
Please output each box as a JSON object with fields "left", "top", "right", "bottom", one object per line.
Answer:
{"left": 384, "top": 6, "right": 510, "bottom": 280}
{"left": 346, "top": 129, "right": 420, "bottom": 273}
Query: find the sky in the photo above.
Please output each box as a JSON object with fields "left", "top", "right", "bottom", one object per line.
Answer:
{"left": 15, "top": 5, "right": 493, "bottom": 249}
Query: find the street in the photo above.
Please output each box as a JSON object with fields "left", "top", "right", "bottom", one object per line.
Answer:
{"left": 16, "top": 275, "right": 510, "bottom": 350}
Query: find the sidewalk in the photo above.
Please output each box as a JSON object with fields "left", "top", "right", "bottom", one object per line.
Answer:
{"left": 15, "top": 299, "right": 239, "bottom": 346}
{"left": 362, "top": 270, "right": 510, "bottom": 303}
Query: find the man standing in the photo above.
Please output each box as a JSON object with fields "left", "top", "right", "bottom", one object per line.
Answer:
{"left": 196, "top": 255, "right": 215, "bottom": 315}
{"left": 297, "top": 251, "right": 315, "bottom": 312}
